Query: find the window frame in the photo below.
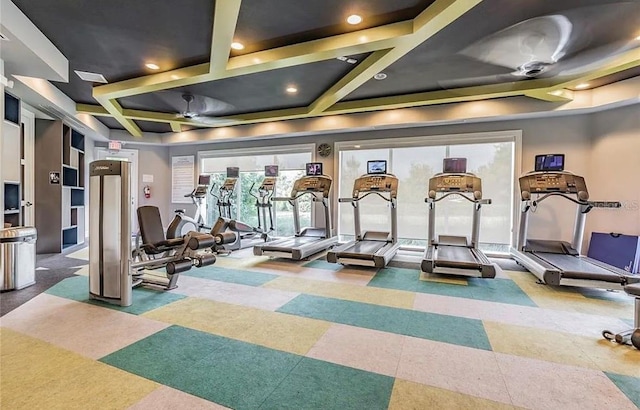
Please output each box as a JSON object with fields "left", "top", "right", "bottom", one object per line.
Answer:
{"left": 334, "top": 130, "right": 522, "bottom": 254}
{"left": 198, "top": 143, "right": 316, "bottom": 236}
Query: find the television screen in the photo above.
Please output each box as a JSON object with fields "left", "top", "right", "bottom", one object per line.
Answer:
{"left": 443, "top": 158, "right": 467, "bottom": 174}
{"left": 227, "top": 167, "right": 240, "bottom": 178}
{"left": 265, "top": 165, "right": 279, "bottom": 177}
{"left": 4, "top": 183, "right": 20, "bottom": 210}
{"left": 535, "top": 154, "right": 565, "bottom": 171}
{"left": 367, "top": 160, "right": 387, "bottom": 174}
{"left": 306, "top": 162, "right": 323, "bottom": 176}
{"left": 198, "top": 174, "right": 211, "bottom": 185}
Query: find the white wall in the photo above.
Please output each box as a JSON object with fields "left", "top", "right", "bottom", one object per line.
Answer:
{"left": 586, "top": 105, "right": 640, "bottom": 243}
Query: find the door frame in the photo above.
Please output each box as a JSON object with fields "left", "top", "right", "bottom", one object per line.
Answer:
{"left": 20, "top": 108, "right": 35, "bottom": 226}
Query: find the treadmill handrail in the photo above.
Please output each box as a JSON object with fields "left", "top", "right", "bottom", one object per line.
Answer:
{"left": 426, "top": 192, "right": 491, "bottom": 204}
{"left": 339, "top": 192, "right": 393, "bottom": 203}
{"left": 531, "top": 192, "right": 621, "bottom": 210}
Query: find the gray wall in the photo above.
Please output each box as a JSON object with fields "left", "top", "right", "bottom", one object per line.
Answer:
{"left": 93, "top": 143, "right": 173, "bottom": 225}
{"left": 587, "top": 105, "right": 640, "bottom": 239}
{"left": 103, "top": 105, "right": 639, "bottom": 253}
{"left": 169, "top": 112, "right": 595, "bottom": 243}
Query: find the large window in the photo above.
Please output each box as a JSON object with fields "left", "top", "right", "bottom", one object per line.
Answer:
{"left": 200, "top": 146, "right": 313, "bottom": 237}
{"left": 337, "top": 132, "right": 517, "bottom": 253}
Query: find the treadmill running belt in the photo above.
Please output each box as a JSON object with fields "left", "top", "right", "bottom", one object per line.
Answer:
{"left": 261, "top": 236, "right": 318, "bottom": 252}
{"left": 437, "top": 245, "right": 477, "bottom": 265}
{"left": 337, "top": 240, "right": 387, "bottom": 259}
{"left": 535, "top": 252, "right": 624, "bottom": 282}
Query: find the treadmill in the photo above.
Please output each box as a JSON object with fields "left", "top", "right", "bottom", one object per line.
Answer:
{"left": 511, "top": 154, "right": 638, "bottom": 288}
{"left": 327, "top": 160, "right": 400, "bottom": 268}
{"left": 421, "top": 158, "right": 496, "bottom": 278}
{"left": 254, "top": 162, "right": 338, "bottom": 260}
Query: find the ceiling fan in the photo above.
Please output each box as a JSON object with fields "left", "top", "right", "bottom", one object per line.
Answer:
{"left": 439, "top": 2, "right": 640, "bottom": 89}
{"left": 156, "top": 90, "right": 236, "bottom": 125}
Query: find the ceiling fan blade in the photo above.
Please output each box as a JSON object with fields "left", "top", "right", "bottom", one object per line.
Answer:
{"left": 188, "top": 115, "right": 239, "bottom": 125}
{"left": 461, "top": 15, "right": 572, "bottom": 71}
{"left": 550, "top": 40, "right": 639, "bottom": 77}
{"left": 156, "top": 90, "right": 234, "bottom": 115}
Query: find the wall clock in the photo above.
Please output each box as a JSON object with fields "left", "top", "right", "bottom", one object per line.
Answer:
{"left": 317, "top": 143, "right": 332, "bottom": 157}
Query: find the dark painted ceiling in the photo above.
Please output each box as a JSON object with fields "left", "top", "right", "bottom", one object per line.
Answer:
{"left": 11, "top": 0, "right": 640, "bottom": 134}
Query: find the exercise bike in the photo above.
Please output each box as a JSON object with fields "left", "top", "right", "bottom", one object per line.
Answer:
{"left": 210, "top": 175, "right": 275, "bottom": 252}
{"left": 167, "top": 175, "right": 212, "bottom": 239}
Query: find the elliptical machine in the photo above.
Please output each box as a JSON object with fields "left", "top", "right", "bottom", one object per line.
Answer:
{"left": 167, "top": 174, "right": 212, "bottom": 239}
{"left": 210, "top": 166, "right": 276, "bottom": 253}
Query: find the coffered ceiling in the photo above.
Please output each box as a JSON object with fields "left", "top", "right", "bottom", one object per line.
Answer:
{"left": 12, "top": 0, "right": 640, "bottom": 137}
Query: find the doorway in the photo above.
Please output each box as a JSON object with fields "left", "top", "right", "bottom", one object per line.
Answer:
{"left": 94, "top": 148, "right": 139, "bottom": 233}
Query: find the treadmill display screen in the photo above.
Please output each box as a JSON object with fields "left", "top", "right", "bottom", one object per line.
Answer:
{"left": 443, "top": 158, "right": 467, "bottom": 174}
{"left": 535, "top": 154, "right": 565, "bottom": 171}
{"left": 306, "top": 162, "right": 323, "bottom": 176}
{"left": 265, "top": 165, "right": 279, "bottom": 177}
{"left": 227, "top": 167, "right": 240, "bottom": 178}
{"left": 367, "top": 160, "right": 387, "bottom": 174}
{"left": 198, "top": 174, "right": 211, "bottom": 185}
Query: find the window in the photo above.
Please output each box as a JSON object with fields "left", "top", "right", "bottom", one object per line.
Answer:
{"left": 199, "top": 146, "right": 313, "bottom": 237}
{"left": 336, "top": 132, "right": 517, "bottom": 253}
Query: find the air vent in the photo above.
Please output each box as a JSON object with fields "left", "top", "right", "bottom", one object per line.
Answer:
{"left": 74, "top": 70, "right": 108, "bottom": 83}
{"left": 38, "top": 104, "right": 88, "bottom": 131}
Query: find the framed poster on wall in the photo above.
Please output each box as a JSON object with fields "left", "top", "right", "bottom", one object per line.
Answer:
{"left": 171, "top": 155, "right": 195, "bottom": 203}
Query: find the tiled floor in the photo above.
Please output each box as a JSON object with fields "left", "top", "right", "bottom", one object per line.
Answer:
{"left": 1, "top": 248, "right": 639, "bottom": 409}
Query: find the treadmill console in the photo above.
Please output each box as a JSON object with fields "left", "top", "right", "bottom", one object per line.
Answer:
{"left": 353, "top": 175, "right": 398, "bottom": 198}
{"left": 429, "top": 173, "right": 481, "bottom": 196}
{"left": 519, "top": 172, "right": 588, "bottom": 200}
{"left": 291, "top": 175, "right": 332, "bottom": 198}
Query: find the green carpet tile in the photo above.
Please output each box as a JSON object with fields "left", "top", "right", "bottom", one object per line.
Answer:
{"left": 45, "top": 276, "right": 185, "bottom": 315}
{"left": 606, "top": 372, "right": 640, "bottom": 408}
{"left": 277, "top": 294, "right": 492, "bottom": 350}
{"left": 260, "top": 357, "right": 394, "bottom": 410}
{"left": 101, "top": 326, "right": 300, "bottom": 409}
{"left": 302, "top": 259, "right": 345, "bottom": 272}
{"left": 182, "top": 265, "right": 279, "bottom": 286}
{"left": 369, "top": 266, "right": 537, "bottom": 307}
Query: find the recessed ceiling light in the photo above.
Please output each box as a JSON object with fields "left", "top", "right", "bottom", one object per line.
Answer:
{"left": 575, "top": 83, "right": 590, "bottom": 89}
{"left": 374, "top": 73, "right": 387, "bottom": 80}
{"left": 286, "top": 86, "right": 298, "bottom": 93}
{"left": 354, "top": 145, "right": 361, "bottom": 149}
{"left": 549, "top": 90, "right": 562, "bottom": 96}
{"left": 145, "top": 63, "right": 160, "bottom": 70}
{"left": 170, "top": 74, "right": 180, "bottom": 80}
{"left": 230, "top": 42, "right": 244, "bottom": 50}
{"left": 635, "top": 35, "right": 640, "bottom": 41}
{"left": 346, "top": 14, "right": 362, "bottom": 25}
